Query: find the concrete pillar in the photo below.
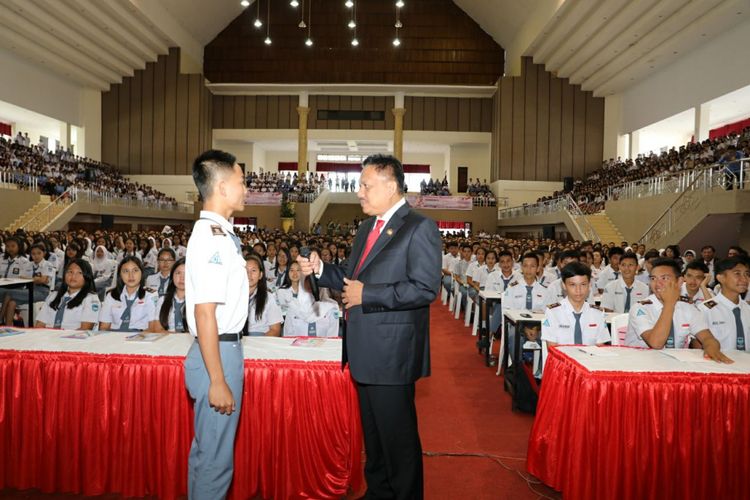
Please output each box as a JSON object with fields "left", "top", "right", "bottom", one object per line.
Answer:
{"left": 393, "top": 92, "right": 406, "bottom": 161}
{"left": 297, "top": 92, "right": 309, "bottom": 173}
{"left": 695, "top": 103, "right": 710, "bottom": 143}
{"left": 629, "top": 130, "right": 641, "bottom": 159}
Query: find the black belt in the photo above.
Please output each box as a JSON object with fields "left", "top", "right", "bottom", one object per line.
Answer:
{"left": 218, "top": 333, "right": 241, "bottom": 342}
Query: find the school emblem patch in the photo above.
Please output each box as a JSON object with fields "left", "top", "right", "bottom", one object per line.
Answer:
{"left": 209, "top": 252, "right": 222, "bottom": 265}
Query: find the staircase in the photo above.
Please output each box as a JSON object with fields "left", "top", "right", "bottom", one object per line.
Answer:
{"left": 6, "top": 196, "right": 52, "bottom": 231}
{"left": 585, "top": 212, "right": 624, "bottom": 244}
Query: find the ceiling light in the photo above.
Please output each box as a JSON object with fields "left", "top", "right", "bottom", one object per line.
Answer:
{"left": 264, "top": 36, "right": 272, "bottom": 45}
{"left": 254, "top": 18, "right": 263, "bottom": 28}
{"left": 240, "top": 0, "right": 250, "bottom": 7}
{"left": 299, "top": 20, "right": 306, "bottom": 27}
{"left": 345, "top": 0, "right": 354, "bottom": 7}
{"left": 351, "top": 38, "right": 359, "bottom": 46}
{"left": 396, "top": 0, "right": 404, "bottom": 7}
{"left": 305, "top": 37, "right": 313, "bottom": 46}
{"left": 393, "top": 38, "right": 400, "bottom": 46}
{"left": 348, "top": 19, "right": 356, "bottom": 28}
{"left": 290, "top": 0, "right": 299, "bottom": 6}
{"left": 395, "top": 20, "right": 402, "bottom": 28}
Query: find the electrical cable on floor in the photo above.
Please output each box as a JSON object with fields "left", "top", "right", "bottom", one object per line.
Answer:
{"left": 423, "top": 450, "right": 560, "bottom": 500}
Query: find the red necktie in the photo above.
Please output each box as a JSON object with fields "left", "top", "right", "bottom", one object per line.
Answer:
{"left": 354, "top": 219, "right": 384, "bottom": 278}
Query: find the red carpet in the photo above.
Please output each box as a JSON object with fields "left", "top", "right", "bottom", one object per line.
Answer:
{"left": 417, "top": 300, "right": 560, "bottom": 500}
{"left": 2, "top": 301, "right": 560, "bottom": 500}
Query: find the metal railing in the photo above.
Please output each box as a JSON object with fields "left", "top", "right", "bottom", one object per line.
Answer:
{"left": 638, "top": 158, "right": 749, "bottom": 246}
{"left": 0, "top": 169, "right": 39, "bottom": 191}
{"left": 497, "top": 196, "right": 569, "bottom": 219}
{"left": 608, "top": 158, "right": 748, "bottom": 202}
{"left": 73, "top": 188, "right": 194, "bottom": 213}
{"left": 19, "top": 187, "right": 76, "bottom": 231}
{"left": 565, "top": 194, "right": 601, "bottom": 243}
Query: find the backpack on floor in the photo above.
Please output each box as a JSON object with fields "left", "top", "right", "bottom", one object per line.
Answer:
{"left": 506, "top": 362, "right": 539, "bottom": 414}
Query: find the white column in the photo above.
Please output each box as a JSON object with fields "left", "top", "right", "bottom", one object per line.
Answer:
{"left": 694, "top": 103, "right": 710, "bottom": 142}
{"left": 629, "top": 130, "right": 641, "bottom": 159}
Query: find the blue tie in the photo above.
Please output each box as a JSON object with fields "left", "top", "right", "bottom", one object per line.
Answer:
{"left": 666, "top": 322, "right": 675, "bottom": 348}
{"left": 502, "top": 277, "right": 512, "bottom": 291}
{"left": 53, "top": 296, "right": 71, "bottom": 328}
{"left": 614, "top": 271, "right": 620, "bottom": 280}
{"left": 624, "top": 287, "right": 632, "bottom": 313}
{"left": 173, "top": 299, "right": 184, "bottom": 332}
{"left": 733, "top": 307, "right": 745, "bottom": 351}
{"left": 158, "top": 277, "right": 169, "bottom": 296}
{"left": 573, "top": 312, "right": 583, "bottom": 344}
{"left": 525, "top": 286, "right": 533, "bottom": 310}
{"left": 119, "top": 297, "right": 137, "bottom": 331}
{"left": 3, "top": 259, "right": 14, "bottom": 278}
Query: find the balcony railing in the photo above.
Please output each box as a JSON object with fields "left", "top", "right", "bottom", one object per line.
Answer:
{"left": 72, "top": 188, "right": 194, "bottom": 213}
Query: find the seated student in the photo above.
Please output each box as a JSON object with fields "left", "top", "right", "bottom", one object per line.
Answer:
{"left": 501, "top": 253, "right": 548, "bottom": 354}
{"left": 271, "top": 247, "right": 291, "bottom": 290}
{"left": 600, "top": 252, "right": 650, "bottom": 313}
{"left": 625, "top": 258, "right": 731, "bottom": 363}
{"left": 635, "top": 249, "right": 660, "bottom": 286}
{"left": 542, "top": 262, "right": 610, "bottom": 347}
{"left": 244, "top": 254, "right": 282, "bottom": 336}
{"left": 680, "top": 261, "right": 713, "bottom": 305}
{"left": 466, "top": 247, "right": 486, "bottom": 300}
{"left": 276, "top": 262, "right": 328, "bottom": 337}
{"left": 1, "top": 243, "right": 56, "bottom": 325}
{"left": 99, "top": 256, "right": 160, "bottom": 332}
{"left": 441, "top": 241, "right": 459, "bottom": 296}
{"left": 146, "top": 248, "right": 176, "bottom": 297}
{"left": 698, "top": 257, "right": 750, "bottom": 352}
{"left": 451, "top": 244, "right": 473, "bottom": 310}
{"left": 543, "top": 250, "right": 587, "bottom": 306}
{"left": 139, "top": 238, "right": 158, "bottom": 277}
{"left": 117, "top": 237, "right": 141, "bottom": 263}
{"left": 0, "top": 236, "right": 29, "bottom": 280}
{"left": 91, "top": 245, "right": 116, "bottom": 299}
{"left": 152, "top": 258, "right": 187, "bottom": 333}
{"left": 486, "top": 250, "right": 521, "bottom": 333}
{"left": 596, "top": 246, "right": 625, "bottom": 293}
{"left": 35, "top": 259, "right": 100, "bottom": 330}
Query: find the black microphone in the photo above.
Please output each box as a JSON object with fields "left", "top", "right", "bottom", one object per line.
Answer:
{"left": 299, "top": 246, "right": 320, "bottom": 301}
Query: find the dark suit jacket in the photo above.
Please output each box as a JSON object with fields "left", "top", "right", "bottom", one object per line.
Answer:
{"left": 318, "top": 202, "right": 442, "bottom": 385}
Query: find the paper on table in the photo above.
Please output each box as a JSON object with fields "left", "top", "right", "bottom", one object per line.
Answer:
{"left": 659, "top": 349, "right": 713, "bottom": 363}
{"left": 291, "top": 338, "right": 326, "bottom": 347}
{"left": 577, "top": 346, "right": 620, "bottom": 357}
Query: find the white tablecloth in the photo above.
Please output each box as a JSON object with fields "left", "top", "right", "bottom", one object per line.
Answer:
{"left": 0, "top": 278, "right": 33, "bottom": 286}
{"left": 0, "top": 328, "right": 342, "bottom": 362}
{"left": 557, "top": 345, "right": 750, "bottom": 375}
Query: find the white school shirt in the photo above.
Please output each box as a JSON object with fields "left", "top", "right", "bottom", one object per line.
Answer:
{"left": 276, "top": 286, "right": 317, "bottom": 337}
{"left": 600, "top": 278, "right": 650, "bottom": 313}
{"left": 680, "top": 282, "right": 708, "bottom": 306}
{"left": 502, "top": 279, "right": 547, "bottom": 312}
{"left": 485, "top": 270, "right": 520, "bottom": 293}
{"left": 0, "top": 255, "right": 29, "bottom": 279}
{"left": 142, "top": 248, "right": 158, "bottom": 269}
{"left": 475, "top": 264, "right": 498, "bottom": 288}
{"left": 155, "top": 295, "right": 185, "bottom": 332}
{"left": 37, "top": 290, "right": 101, "bottom": 330}
{"left": 543, "top": 267, "right": 561, "bottom": 285}
{"left": 542, "top": 278, "right": 597, "bottom": 307}
{"left": 174, "top": 245, "right": 187, "bottom": 259}
{"left": 146, "top": 272, "right": 172, "bottom": 297}
{"left": 91, "top": 258, "right": 116, "bottom": 288}
{"left": 465, "top": 261, "right": 482, "bottom": 283}
{"left": 246, "top": 290, "right": 284, "bottom": 334}
{"left": 596, "top": 265, "right": 621, "bottom": 291}
{"left": 185, "top": 210, "right": 249, "bottom": 337}
{"left": 625, "top": 294, "right": 709, "bottom": 349}
{"left": 452, "top": 258, "right": 472, "bottom": 282}
{"left": 26, "top": 259, "right": 56, "bottom": 289}
{"left": 697, "top": 293, "right": 750, "bottom": 351}
{"left": 542, "top": 298, "right": 610, "bottom": 345}
{"left": 100, "top": 289, "right": 159, "bottom": 331}
{"left": 442, "top": 253, "right": 459, "bottom": 273}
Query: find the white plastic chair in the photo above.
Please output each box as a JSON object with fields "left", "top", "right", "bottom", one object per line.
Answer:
{"left": 471, "top": 297, "right": 481, "bottom": 336}
{"left": 610, "top": 313, "right": 629, "bottom": 346}
{"left": 441, "top": 284, "right": 448, "bottom": 305}
{"left": 18, "top": 301, "right": 45, "bottom": 327}
{"left": 448, "top": 277, "right": 457, "bottom": 311}
{"left": 453, "top": 284, "right": 463, "bottom": 319}
{"left": 464, "top": 292, "right": 474, "bottom": 326}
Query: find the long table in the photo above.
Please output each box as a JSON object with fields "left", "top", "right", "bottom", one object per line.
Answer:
{"left": 527, "top": 345, "right": 750, "bottom": 500}
{"left": 0, "top": 278, "right": 34, "bottom": 324}
{"left": 0, "top": 330, "right": 363, "bottom": 500}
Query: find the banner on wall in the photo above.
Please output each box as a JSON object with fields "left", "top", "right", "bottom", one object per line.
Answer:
{"left": 405, "top": 194, "right": 473, "bottom": 210}
{"left": 244, "top": 192, "right": 283, "bottom": 206}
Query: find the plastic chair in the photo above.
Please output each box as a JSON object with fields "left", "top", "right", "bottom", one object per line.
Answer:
{"left": 610, "top": 313, "right": 629, "bottom": 346}
{"left": 18, "top": 301, "right": 45, "bottom": 327}
{"left": 464, "top": 292, "right": 474, "bottom": 327}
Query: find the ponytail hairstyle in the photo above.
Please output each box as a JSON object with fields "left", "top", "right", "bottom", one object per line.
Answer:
{"left": 245, "top": 254, "right": 268, "bottom": 322}
{"left": 159, "top": 258, "right": 185, "bottom": 330}
{"left": 110, "top": 256, "right": 147, "bottom": 301}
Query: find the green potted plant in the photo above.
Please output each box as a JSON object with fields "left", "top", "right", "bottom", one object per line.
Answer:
{"left": 280, "top": 195, "right": 296, "bottom": 233}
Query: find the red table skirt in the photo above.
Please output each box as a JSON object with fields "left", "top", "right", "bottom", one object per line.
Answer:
{"left": 526, "top": 347, "right": 750, "bottom": 500}
{"left": 0, "top": 350, "right": 363, "bottom": 499}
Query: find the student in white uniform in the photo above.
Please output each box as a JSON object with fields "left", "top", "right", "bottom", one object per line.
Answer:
{"left": 244, "top": 254, "right": 282, "bottom": 336}
{"left": 680, "top": 261, "right": 713, "bottom": 305}
{"left": 543, "top": 250, "right": 587, "bottom": 306}
{"left": 1, "top": 243, "right": 56, "bottom": 325}
{"left": 596, "top": 247, "right": 624, "bottom": 293}
{"left": 600, "top": 253, "right": 650, "bottom": 313}
{"left": 271, "top": 247, "right": 291, "bottom": 290}
{"left": 625, "top": 258, "right": 731, "bottom": 363}
{"left": 146, "top": 248, "right": 176, "bottom": 297}
{"left": 139, "top": 238, "right": 158, "bottom": 277}
{"left": 276, "top": 261, "right": 318, "bottom": 336}
{"left": 35, "top": 259, "right": 100, "bottom": 330}
{"left": 91, "top": 245, "right": 116, "bottom": 299}
{"left": 118, "top": 237, "right": 141, "bottom": 263}
{"left": 542, "top": 262, "right": 610, "bottom": 347}
{"left": 486, "top": 250, "right": 520, "bottom": 334}
{"left": 152, "top": 258, "right": 187, "bottom": 333}
{"left": 441, "top": 241, "right": 459, "bottom": 296}
{"left": 0, "top": 236, "right": 29, "bottom": 280}
{"left": 466, "top": 247, "right": 485, "bottom": 301}
{"left": 99, "top": 256, "right": 159, "bottom": 332}
{"left": 697, "top": 257, "right": 750, "bottom": 352}
{"left": 451, "top": 244, "right": 473, "bottom": 311}
{"left": 501, "top": 253, "right": 548, "bottom": 355}
{"left": 172, "top": 235, "right": 187, "bottom": 260}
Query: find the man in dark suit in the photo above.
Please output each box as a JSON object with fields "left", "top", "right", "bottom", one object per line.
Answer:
{"left": 298, "top": 154, "right": 442, "bottom": 500}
